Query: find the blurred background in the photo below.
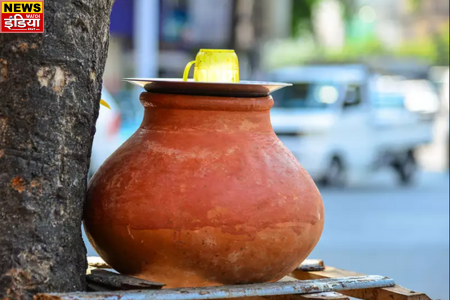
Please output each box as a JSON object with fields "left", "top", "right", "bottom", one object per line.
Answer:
{"left": 87, "top": 0, "right": 449, "bottom": 299}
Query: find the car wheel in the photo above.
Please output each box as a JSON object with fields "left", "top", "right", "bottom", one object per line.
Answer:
{"left": 322, "top": 157, "right": 347, "bottom": 187}
{"left": 394, "top": 151, "right": 417, "bottom": 186}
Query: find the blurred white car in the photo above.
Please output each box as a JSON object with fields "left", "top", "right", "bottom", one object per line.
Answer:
{"left": 401, "top": 80, "right": 440, "bottom": 114}
{"left": 89, "top": 89, "right": 122, "bottom": 176}
{"left": 269, "top": 65, "right": 436, "bottom": 186}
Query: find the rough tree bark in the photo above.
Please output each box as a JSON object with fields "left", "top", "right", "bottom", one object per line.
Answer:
{"left": 0, "top": 0, "right": 115, "bottom": 299}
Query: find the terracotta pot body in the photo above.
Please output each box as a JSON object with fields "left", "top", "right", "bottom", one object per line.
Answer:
{"left": 84, "top": 92, "right": 324, "bottom": 288}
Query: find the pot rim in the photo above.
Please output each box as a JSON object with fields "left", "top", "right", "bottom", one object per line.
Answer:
{"left": 139, "top": 92, "right": 274, "bottom": 112}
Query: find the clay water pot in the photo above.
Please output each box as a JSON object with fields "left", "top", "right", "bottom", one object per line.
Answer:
{"left": 84, "top": 92, "right": 324, "bottom": 288}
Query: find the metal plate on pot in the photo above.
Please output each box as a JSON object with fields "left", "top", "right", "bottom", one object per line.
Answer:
{"left": 123, "top": 78, "right": 292, "bottom": 97}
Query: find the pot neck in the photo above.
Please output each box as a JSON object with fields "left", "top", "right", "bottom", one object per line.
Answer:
{"left": 139, "top": 92, "right": 274, "bottom": 133}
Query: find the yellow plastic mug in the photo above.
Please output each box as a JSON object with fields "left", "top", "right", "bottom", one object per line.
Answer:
{"left": 183, "top": 49, "right": 239, "bottom": 83}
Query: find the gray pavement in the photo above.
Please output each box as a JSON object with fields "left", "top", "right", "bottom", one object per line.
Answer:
{"left": 311, "top": 171, "right": 449, "bottom": 300}
{"left": 83, "top": 171, "right": 449, "bottom": 300}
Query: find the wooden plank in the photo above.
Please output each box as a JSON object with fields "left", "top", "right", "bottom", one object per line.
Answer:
{"left": 291, "top": 267, "right": 431, "bottom": 300}
{"left": 87, "top": 256, "right": 111, "bottom": 269}
{"left": 86, "top": 282, "right": 114, "bottom": 292}
{"left": 260, "top": 292, "right": 349, "bottom": 300}
{"left": 34, "top": 276, "right": 395, "bottom": 300}
{"left": 275, "top": 277, "right": 348, "bottom": 300}
{"left": 86, "top": 269, "right": 165, "bottom": 290}
{"left": 278, "top": 276, "right": 301, "bottom": 282}
{"left": 297, "top": 260, "right": 325, "bottom": 272}
{"left": 297, "top": 292, "right": 349, "bottom": 300}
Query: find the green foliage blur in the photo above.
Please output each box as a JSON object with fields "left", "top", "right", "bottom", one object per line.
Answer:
{"left": 396, "top": 24, "right": 449, "bottom": 66}
{"left": 275, "top": 0, "right": 449, "bottom": 69}
{"left": 291, "top": 0, "right": 317, "bottom": 36}
{"left": 328, "top": 22, "right": 449, "bottom": 65}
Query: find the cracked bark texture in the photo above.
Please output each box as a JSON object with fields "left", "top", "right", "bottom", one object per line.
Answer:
{"left": 0, "top": 0, "right": 115, "bottom": 299}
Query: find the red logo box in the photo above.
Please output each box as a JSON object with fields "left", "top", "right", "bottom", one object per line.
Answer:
{"left": 0, "top": 1, "right": 44, "bottom": 33}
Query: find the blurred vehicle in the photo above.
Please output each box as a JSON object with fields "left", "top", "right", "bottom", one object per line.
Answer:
{"left": 90, "top": 89, "right": 122, "bottom": 177}
{"left": 269, "top": 64, "right": 437, "bottom": 186}
{"left": 401, "top": 80, "right": 441, "bottom": 114}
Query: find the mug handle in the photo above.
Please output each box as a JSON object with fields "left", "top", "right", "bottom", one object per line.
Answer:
{"left": 183, "top": 61, "right": 196, "bottom": 82}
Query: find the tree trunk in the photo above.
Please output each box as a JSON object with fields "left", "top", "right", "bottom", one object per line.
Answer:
{"left": 0, "top": 0, "right": 115, "bottom": 299}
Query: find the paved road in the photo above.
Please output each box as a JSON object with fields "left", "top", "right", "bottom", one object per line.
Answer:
{"left": 310, "top": 171, "right": 449, "bottom": 300}
{"left": 83, "top": 171, "right": 449, "bottom": 299}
